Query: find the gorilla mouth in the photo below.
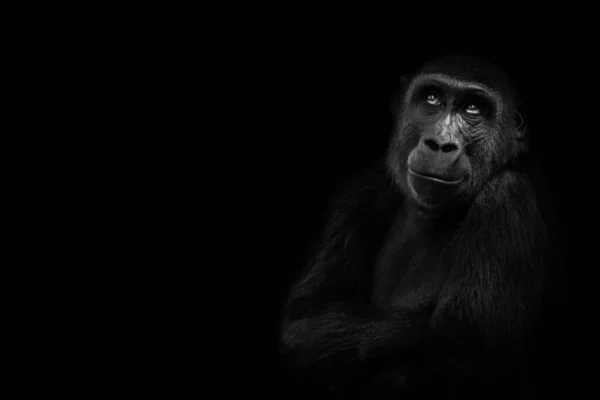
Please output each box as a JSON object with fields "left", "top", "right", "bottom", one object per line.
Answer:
{"left": 408, "top": 169, "right": 464, "bottom": 185}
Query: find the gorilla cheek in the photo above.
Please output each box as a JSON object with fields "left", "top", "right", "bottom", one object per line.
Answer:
{"left": 407, "top": 149, "right": 417, "bottom": 166}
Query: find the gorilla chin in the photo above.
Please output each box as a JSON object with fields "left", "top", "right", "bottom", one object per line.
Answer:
{"left": 407, "top": 168, "right": 465, "bottom": 209}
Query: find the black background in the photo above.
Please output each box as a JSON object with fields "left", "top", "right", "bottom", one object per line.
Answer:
{"left": 27, "top": 12, "right": 599, "bottom": 398}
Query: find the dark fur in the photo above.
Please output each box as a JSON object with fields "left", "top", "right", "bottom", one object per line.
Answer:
{"left": 279, "top": 56, "right": 552, "bottom": 399}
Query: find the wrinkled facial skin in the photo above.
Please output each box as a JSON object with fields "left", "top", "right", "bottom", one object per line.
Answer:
{"left": 387, "top": 72, "right": 520, "bottom": 211}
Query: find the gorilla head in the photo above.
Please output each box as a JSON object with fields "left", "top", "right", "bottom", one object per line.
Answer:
{"left": 387, "top": 55, "right": 528, "bottom": 211}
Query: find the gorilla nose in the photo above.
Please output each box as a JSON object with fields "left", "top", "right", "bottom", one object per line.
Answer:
{"left": 423, "top": 138, "right": 460, "bottom": 153}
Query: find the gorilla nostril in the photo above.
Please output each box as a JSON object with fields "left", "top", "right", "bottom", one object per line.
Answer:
{"left": 424, "top": 139, "right": 458, "bottom": 153}
{"left": 424, "top": 139, "right": 439, "bottom": 151}
{"left": 441, "top": 143, "right": 459, "bottom": 153}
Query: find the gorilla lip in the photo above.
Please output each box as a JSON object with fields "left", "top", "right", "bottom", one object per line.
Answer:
{"left": 408, "top": 169, "right": 464, "bottom": 185}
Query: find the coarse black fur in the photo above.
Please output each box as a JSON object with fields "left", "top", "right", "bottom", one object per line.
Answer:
{"left": 278, "top": 55, "right": 557, "bottom": 399}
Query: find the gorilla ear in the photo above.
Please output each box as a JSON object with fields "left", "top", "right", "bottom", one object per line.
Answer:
{"left": 514, "top": 110, "right": 529, "bottom": 154}
{"left": 514, "top": 110, "right": 527, "bottom": 139}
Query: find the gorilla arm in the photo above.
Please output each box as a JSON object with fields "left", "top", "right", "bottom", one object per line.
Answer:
{"left": 432, "top": 171, "right": 548, "bottom": 344}
{"left": 280, "top": 176, "right": 432, "bottom": 380}
{"left": 282, "top": 303, "right": 430, "bottom": 374}
{"left": 426, "top": 171, "right": 549, "bottom": 389}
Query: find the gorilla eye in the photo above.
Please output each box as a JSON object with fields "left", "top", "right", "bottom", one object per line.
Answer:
{"left": 426, "top": 94, "right": 441, "bottom": 106}
{"left": 465, "top": 104, "right": 480, "bottom": 115}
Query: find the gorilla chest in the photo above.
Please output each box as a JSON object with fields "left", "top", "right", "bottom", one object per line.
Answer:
{"left": 370, "top": 232, "right": 451, "bottom": 310}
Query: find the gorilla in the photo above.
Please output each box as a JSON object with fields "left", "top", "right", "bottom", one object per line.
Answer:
{"left": 278, "top": 55, "right": 558, "bottom": 399}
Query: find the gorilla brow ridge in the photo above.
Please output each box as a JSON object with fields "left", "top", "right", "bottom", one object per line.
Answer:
{"left": 406, "top": 73, "right": 506, "bottom": 117}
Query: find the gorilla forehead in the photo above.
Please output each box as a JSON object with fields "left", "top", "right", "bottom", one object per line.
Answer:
{"left": 417, "top": 55, "right": 517, "bottom": 104}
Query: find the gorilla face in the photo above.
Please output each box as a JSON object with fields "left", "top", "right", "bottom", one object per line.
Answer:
{"left": 387, "top": 66, "right": 524, "bottom": 211}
